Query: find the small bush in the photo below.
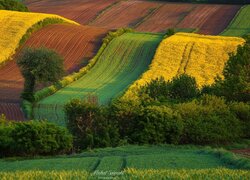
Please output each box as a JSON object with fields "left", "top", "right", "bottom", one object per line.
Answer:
{"left": 0, "top": 118, "right": 73, "bottom": 157}
{"left": 135, "top": 105, "right": 183, "bottom": 144}
{"left": 175, "top": 95, "right": 242, "bottom": 144}
{"left": 229, "top": 102, "right": 250, "bottom": 138}
{"left": 139, "top": 74, "right": 199, "bottom": 103}
{"left": 65, "top": 99, "right": 119, "bottom": 151}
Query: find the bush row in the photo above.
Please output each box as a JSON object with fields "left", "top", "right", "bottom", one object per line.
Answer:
{"left": 65, "top": 94, "right": 249, "bottom": 150}
{"left": 0, "top": 116, "right": 73, "bottom": 157}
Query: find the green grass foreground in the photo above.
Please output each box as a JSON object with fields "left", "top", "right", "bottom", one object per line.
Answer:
{"left": 0, "top": 168, "right": 249, "bottom": 180}
{"left": 33, "top": 32, "right": 163, "bottom": 125}
{"left": 221, "top": 5, "right": 250, "bottom": 36}
{"left": 1, "top": 145, "right": 249, "bottom": 172}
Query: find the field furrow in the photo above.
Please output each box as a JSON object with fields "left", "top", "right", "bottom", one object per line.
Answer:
{"left": 221, "top": 5, "right": 250, "bottom": 36}
{"left": 34, "top": 32, "right": 163, "bottom": 125}
{"left": 122, "top": 33, "right": 244, "bottom": 100}
{"left": 0, "top": 24, "right": 107, "bottom": 120}
{"left": 26, "top": 0, "right": 118, "bottom": 24}
{"left": 90, "top": 1, "right": 159, "bottom": 29}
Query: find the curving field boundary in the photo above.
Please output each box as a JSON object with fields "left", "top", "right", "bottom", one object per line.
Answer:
{"left": 221, "top": 5, "right": 250, "bottom": 36}
{"left": 0, "top": 10, "right": 78, "bottom": 66}
{"left": 33, "top": 32, "right": 163, "bottom": 125}
{"left": 122, "top": 33, "right": 245, "bottom": 100}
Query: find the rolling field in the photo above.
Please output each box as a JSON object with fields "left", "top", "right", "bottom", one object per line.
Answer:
{"left": 136, "top": 4, "right": 240, "bottom": 34}
{"left": 0, "top": 145, "right": 248, "bottom": 172}
{"left": 123, "top": 33, "right": 244, "bottom": 100}
{"left": 89, "top": 1, "right": 160, "bottom": 29}
{"left": 0, "top": 10, "right": 77, "bottom": 65}
{"left": 0, "top": 24, "right": 108, "bottom": 121}
{"left": 26, "top": 0, "right": 241, "bottom": 35}
{"left": 221, "top": 5, "right": 250, "bottom": 36}
{"left": 26, "top": 0, "right": 119, "bottom": 24}
{"left": 34, "top": 32, "right": 163, "bottom": 125}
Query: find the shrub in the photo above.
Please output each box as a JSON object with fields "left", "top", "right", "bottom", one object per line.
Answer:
{"left": 229, "top": 102, "right": 250, "bottom": 138}
{"left": 65, "top": 99, "right": 119, "bottom": 150}
{"left": 0, "top": 119, "right": 73, "bottom": 157}
{"left": 135, "top": 105, "right": 183, "bottom": 144}
{"left": 175, "top": 95, "right": 242, "bottom": 144}
{"left": 168, "top": 74, "right": 199, "bottom": 101}
{"left": 0, "top": 0, "right": 28, "bottom": 12}
{"left": 139, "top": 74, "right": 199, "bottom": 103}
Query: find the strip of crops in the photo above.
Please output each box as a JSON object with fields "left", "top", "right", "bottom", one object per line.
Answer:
{"left": 0, "top": 10, "right": 77, "bottom": 65}
{"left": 123, "top": 33, "right": 244, "bottom": 100}
{"left": 34, "top": 32, "right": 163, "bottom": 125}
{"left": 0, "top": 169, "right": 249, "bottom": 179}
{"left": 1, "top": 145, "right": 248, "bottom": 172}
{"left": 221, "top": 5, "right": 250, "bottom": 36}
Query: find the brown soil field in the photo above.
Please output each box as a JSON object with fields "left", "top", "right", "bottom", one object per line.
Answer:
{"left": 0, "top": 103, "right": 25, "bottom": 121}
{"left": 89, "top": 1, "right": 160, "bottom": 29}
{"left": 135, "top": 3, "right": 195, "bottom": 32}
{"left": 176, "top": 4, "right": 241, "bottom": 35}
{"left": 0, "top": 24, "right": 107, "bottom": 120}
{"left": 231, "top": 149, "right": 250, "bottom": 158}
{"left": 26, "top": 0, "right": 240, "bottom": 35}
{"left": 136, "top": 3, "right": 240, "bottom": 34}
{"left": 26, "top": 0, "right": 119, "bottom": 24}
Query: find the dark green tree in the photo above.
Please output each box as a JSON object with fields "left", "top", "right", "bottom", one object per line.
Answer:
{"left": 203, "top": 37, "right": 250, "bottom": 102}
{"left": 17, "top": 47, "right": 65, "bottom": 102}
{"left": 0, "top": 0, "right": 28, "bottom": 12}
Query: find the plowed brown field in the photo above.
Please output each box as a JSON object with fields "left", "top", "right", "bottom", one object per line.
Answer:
{"left": 176, "top": 4, "right": 241, "bottom": 35}
{"left": 26, "top": 0, "right": 118, "bottom": 24}
{"left": 89, "top": 1, "right": 160, "bottom": 29}
{"left": 27, "top": 0, "right": 240, "bottom": 35}
{"left": 136, "top": 3, "right": 240, "bottom": 34}
{"left": 0, "top": 24, "right": 107, "bottom": 120}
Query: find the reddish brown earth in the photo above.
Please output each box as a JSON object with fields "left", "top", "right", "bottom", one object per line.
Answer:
{"left": 0, "top": 24, "right": 107, "bottom": 120}
{"left": 136, "top": 3, "right": 240, "bottom": 34}
{"left": 176, "top": 4, "right": 241, "bottom": 35}
{"left": 26, "top": 0, "right": 240, "bottom": 35}
{"left": 135, "top": 3, "right": 195, "bottom": 32}
{"left": 231, "top": 149, "right": 250, "bottom": 158}
{"left": 26, "top": 0, "right": 119, "bottom": 24}
{"left": 89, "top": 1, "right": 160, "bottom": 29}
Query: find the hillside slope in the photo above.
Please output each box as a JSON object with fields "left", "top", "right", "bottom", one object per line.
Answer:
{"left": 0, "top": 10, "right": 77, "bottom": 65}
{"left": 123, "top": 33, "right": 244, "bottom": 100}
{"left": 0, "top": 24, "right": 108, "bottom": 121}
{"left": 34, "top": 32, "right": 163, "bottom": 125}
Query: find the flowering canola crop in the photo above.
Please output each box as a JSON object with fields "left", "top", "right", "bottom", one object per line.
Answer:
{"left": 123, "top": 33, "right": 245, "bottom": 100}
{"left": 0, "top": 10, "right": 78, "bottom": 64}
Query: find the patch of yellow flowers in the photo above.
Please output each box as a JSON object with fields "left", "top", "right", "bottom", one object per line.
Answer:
{"left": 0, "top": 10, "right": 78, "bottom": 65}
{"left": 123, "top": 33, "right": 245, "bottom": 100}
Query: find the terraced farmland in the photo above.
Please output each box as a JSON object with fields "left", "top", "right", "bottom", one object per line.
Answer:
{"left": 26, "top": 0, "right": 119, "bottom": 24}
{"left": 221, "top": 5, "right": 250, "bottom": 36}
{"left": 123, "top": 33, "right": 244, "bottom": 100}
{"left": 34, "top": 32, "right": 163, "bottom": 125}
{"left": 0, "top": 24, "right": 108, "bottom": 121}
{"left": 0, "top": 10, "right": 77, "bottom": 65}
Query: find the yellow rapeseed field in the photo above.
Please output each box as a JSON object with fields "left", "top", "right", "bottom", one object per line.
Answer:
{"left": 0, "top": 10, "right": 78, "bottom": 64}
{"left": 123, "top": 33, "right": 245, "bottom": 100}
